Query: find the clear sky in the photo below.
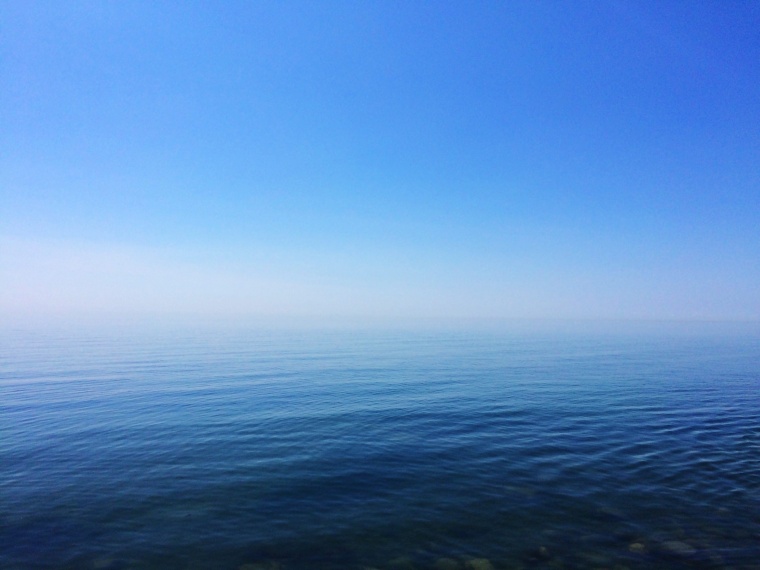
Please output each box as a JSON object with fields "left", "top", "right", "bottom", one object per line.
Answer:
{"left": 2, "top": 0, "right": 759, "bottom": 322}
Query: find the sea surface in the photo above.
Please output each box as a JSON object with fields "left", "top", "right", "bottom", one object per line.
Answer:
{"left": 1, "top": 322, "right": 759, "bottom": 570}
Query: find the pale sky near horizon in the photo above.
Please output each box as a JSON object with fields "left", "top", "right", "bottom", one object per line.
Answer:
{"left": 2, "top": 1, "right": 759, "bottom": 321}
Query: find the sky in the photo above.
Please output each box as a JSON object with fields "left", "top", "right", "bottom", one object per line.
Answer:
{"left": 2, "top": 0, "right": 759, "bottom": 322}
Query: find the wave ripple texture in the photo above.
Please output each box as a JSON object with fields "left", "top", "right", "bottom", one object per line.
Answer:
{"left": 2, "top": 325, "right": 759, "bottom": 569}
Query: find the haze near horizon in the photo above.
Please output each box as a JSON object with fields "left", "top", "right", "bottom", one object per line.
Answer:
{"left": 2, "top": 1, "right": 759, "bottom": 322}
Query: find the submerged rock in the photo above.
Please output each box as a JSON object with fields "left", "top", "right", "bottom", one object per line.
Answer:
{"left": 661, "top": 540, "right": 696, "bottom": 556}
{"left": 525, "top": 546, "right": 552, "bottom": 562}
{"left": 464, "top": 558, "right": 494, "bottom": 570}
{"left": 434, "top": 558, "right": 460, "bottom": 570}
{"left": 627, "top": 542, "right": 646, "bottom": 553}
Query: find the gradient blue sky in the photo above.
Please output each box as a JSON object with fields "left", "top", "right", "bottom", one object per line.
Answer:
{"left": 2, "top": 0, "right": 759, "bottom": 321}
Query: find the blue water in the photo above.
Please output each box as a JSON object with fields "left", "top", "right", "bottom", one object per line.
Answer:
{"left": 2, "top": 323, "right": 759, "bottom": 569}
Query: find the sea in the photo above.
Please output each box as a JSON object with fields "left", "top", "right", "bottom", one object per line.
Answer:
{"left": 1, "top": 321, "right": 759, "bottom": 570}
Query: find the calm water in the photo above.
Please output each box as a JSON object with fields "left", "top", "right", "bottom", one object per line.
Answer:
{"left": 1, "top": 323, "right": 759, "bottom": 570}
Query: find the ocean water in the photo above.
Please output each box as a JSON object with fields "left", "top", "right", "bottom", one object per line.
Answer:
{"left": 1, "top": 323, "right": 759, "bottom": 570}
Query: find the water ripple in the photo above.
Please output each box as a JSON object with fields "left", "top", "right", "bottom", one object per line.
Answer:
{"left": 1, "top": 325, "right": 759, "bottom": 569}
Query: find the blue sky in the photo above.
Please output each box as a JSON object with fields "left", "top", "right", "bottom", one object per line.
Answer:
{"left": 2, "top": 0, "right": 759, "bottom": 321}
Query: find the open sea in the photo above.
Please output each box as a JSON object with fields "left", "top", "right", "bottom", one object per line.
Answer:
{"left": 1, "top": 322, "right": 759, "bottom": 570}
